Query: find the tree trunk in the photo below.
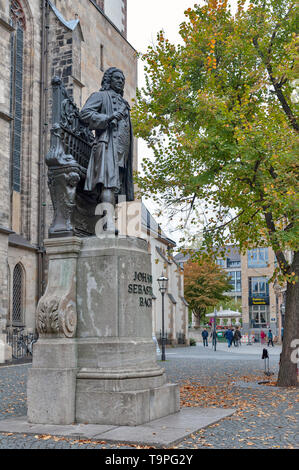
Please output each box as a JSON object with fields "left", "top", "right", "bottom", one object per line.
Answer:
{"left": 277, "top": 251, "right": 299, "bottom": 387}
{"left": 193, "top": 311, "right": 201, "bottom": 327}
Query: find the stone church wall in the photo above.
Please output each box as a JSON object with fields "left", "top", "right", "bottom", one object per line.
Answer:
{"left": 0, "top": 0, "right": 136, "bottom": 330}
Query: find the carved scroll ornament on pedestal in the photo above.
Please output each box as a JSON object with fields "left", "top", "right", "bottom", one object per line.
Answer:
{"left": 36, "top": 238, "right": 82, "bottom": 338}
{"left": 37, "top": 296, "right": 77, "bottom": 338}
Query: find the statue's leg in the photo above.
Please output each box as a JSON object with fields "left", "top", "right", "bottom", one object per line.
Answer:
{"left": 119, "top": 168, "right": 125, "bottom": 196}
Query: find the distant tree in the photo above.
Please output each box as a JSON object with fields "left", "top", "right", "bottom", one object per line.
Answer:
{"left": 184, "top": 258, "right": 233, "bottom": 326}
{"left": 132, "top": 0, "right": 298, "bottom": 386}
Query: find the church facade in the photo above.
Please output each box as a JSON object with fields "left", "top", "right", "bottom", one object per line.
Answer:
{"left": 0, "top": 0, "right": 136, "bottom": 331}
{"left": 0, "top": 0, "right": 189, "bottom": 346}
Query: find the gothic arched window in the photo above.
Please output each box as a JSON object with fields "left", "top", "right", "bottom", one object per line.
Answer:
{"left": 12, "top": 263, "right": 25, "bottom": 326}
{"left": 10, "top": 0, "right": 26, "bottom": 193}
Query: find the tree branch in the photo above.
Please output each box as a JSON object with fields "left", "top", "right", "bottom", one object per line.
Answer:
{"left": 203, "top": 207, "right": 261, "bottom": 233}
{"left": 252, "top": 36, "right": 298, "bottom": 133}
{"left": 268, "top": 165, "right": 278, "bottom": 179}
{"left": 267, "top": 6, "right": 292, "bottom": 57}
{"left": 235, "top": 156, "right": 264, "bottom": 189}
{"left": 262, "top": 209, "right": 290, "bottom": 274}
{"left": 284, "top": 222, "right": 294, "bottom": 232}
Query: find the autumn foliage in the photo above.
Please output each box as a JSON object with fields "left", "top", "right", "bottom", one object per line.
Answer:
{"left": 184, "top": 258, "right": 232, "bottom": 324}
{"left": 132, "top": 0, "right": 298, "bottom": 386}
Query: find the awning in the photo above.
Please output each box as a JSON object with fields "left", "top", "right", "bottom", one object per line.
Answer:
{"left": 206, "top": 309, "right": 241, "bottom": 318}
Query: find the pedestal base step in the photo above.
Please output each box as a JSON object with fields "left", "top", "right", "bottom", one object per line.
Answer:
{"left": 75, "top": 382, "right": 180, "bottom": 426}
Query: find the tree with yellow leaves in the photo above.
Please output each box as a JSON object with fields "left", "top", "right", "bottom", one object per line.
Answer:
{"left": 132, "top": 0, "right": 298, "bottom": 386}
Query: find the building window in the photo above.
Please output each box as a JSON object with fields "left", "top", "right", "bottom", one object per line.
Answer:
{"left": 249, "top": 276, "right": 270, "bottom": 309}
{"left": 248, "top": 248, "right": 268, "bottom": 268}
{"left": 12, "top": 263, "right": 24, "bottom": 326}
{"left": 250, "top": 277, "right": 269, "bottom": 295}
{"left": 250, "top": 305, "right": 269, "bottom": 328}
{"left": 10, "top": 0, "right": 26, "bottom": 29}
{"left": 228, "top": 271, "right": 241, "bottom": 292}
{"left": 216, "top": 259, "right": 225, "bottom": 268}
{"left": 10, "top": 0, "right": 26, "bottom": 193}
{"left": 227, "top": 260, "right": 241, "bottom": 268}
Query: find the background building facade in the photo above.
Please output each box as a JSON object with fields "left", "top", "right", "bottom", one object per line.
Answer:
{"left": 215, "top": 245, "right": 242, "bottom": 305}
{"left": 215, "top": 246, "right": 277, "bottom": 334}
{"left": 141, "top": 204, "right": 189, "bottom": 346}
{"left": 175, "top": 245, "right": 284, "bottom": 341}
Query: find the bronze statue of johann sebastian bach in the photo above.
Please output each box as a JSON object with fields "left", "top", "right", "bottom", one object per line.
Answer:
{"left": 79, "top": 67, "right": 135, "bottom": 231}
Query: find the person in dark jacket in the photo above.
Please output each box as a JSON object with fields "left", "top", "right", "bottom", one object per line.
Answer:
{"left": 231, "top": 328, "right": 235, "bottom": 345}
{"left": 225, "top": 328, "right": 234, "bottom": 348}
{"left": 210, "top": 329, "right": 217, "bottom": 348}
{"left": 233, "top": 327, "right": 242, "bottom": 347}
{"left": 267, "top": 329, "right": 274, "bottom": 347}
{"left": 202, "top": 328, "right": 209, "bottom": 347}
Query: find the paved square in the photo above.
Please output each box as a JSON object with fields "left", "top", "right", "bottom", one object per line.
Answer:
{"left": 0, "top": 408, "right": 235, "bottom": 447}
{"left": 0, "top": 344, "right": 298, "bottom": 449}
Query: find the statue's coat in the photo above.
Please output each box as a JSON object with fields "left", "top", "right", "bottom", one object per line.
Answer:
{"left": 80, "top": 89, "right": 134, "bottom": 201}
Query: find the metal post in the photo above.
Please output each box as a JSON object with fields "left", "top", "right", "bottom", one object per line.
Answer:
{"left": 213, "top": 309, "right": 217, "bottom": 351}
{"left": 157, "top": 273, "right": 168, "bottom": 362}
{"left": 161, "top": 291, "right": 166, "bottom": 361}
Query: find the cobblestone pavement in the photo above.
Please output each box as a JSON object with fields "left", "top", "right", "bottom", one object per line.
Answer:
{"left": 0, "top": 344, "right": 298, "bottom": 449}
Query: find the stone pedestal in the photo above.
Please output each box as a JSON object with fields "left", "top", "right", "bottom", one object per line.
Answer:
{"left": 75, "top": 236, "right": 179, "bottom": 425}
{"left": 27, "top": 339, "right": 78, "bottom": 424}
{"left": 27, "top": 237, "right": 82, "bottom": 424}
{"left": 27, "top": 235, "right": 179, "bottom": 426}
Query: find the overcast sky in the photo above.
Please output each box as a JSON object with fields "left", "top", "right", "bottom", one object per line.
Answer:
{"left": 127, "top": 0, "right": 237, "bottom": 85}
{"left": 127, "top": 0, "right": 197, "bottom": 57}
{"left": 126, "top": 1, "right": 201, "bottom": 242}
{"left": 127, "top": 0, "right": 198, "bottom": 88}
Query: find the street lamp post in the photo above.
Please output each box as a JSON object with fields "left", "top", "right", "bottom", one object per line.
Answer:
{"left": 157, "top": 273, "right": 168, "bottom": 361}
{"left": 213, "top": 308, "right": 217, "bottom": 351}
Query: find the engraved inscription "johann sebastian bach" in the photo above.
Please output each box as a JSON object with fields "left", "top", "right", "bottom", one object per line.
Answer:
{"left": 128, "top": 272, "right": 153, "bottom": 307}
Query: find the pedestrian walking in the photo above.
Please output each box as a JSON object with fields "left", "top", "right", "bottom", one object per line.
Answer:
{"left": 261, "top": 330, "right": 266, "bottom": 344}
{"left": 210, "top": 329, "right": 217, "bottom": 350}
{"left": 231, "top": 328, "right": 235, "bottom": 346}
{"left": 202, "top": 328, "right": 209, "bottom": 347}
{"left": 225, "top": 328, "right": 234, "bottom": 348}
{"left": 234, "top": 327, "right": 242, "bottom": 347}
{"left": 267, "top": 329, "right": 274, "bottom": 347}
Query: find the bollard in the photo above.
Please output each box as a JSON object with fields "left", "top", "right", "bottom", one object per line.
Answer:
{"left": 262, "top": 348, "right": 273, "bottom": 376}
{"left": 0, "top": 341, "right": 4, "bottom": 364}
{"left": 0, "top": 333, "right": 12, "bottom": 363}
